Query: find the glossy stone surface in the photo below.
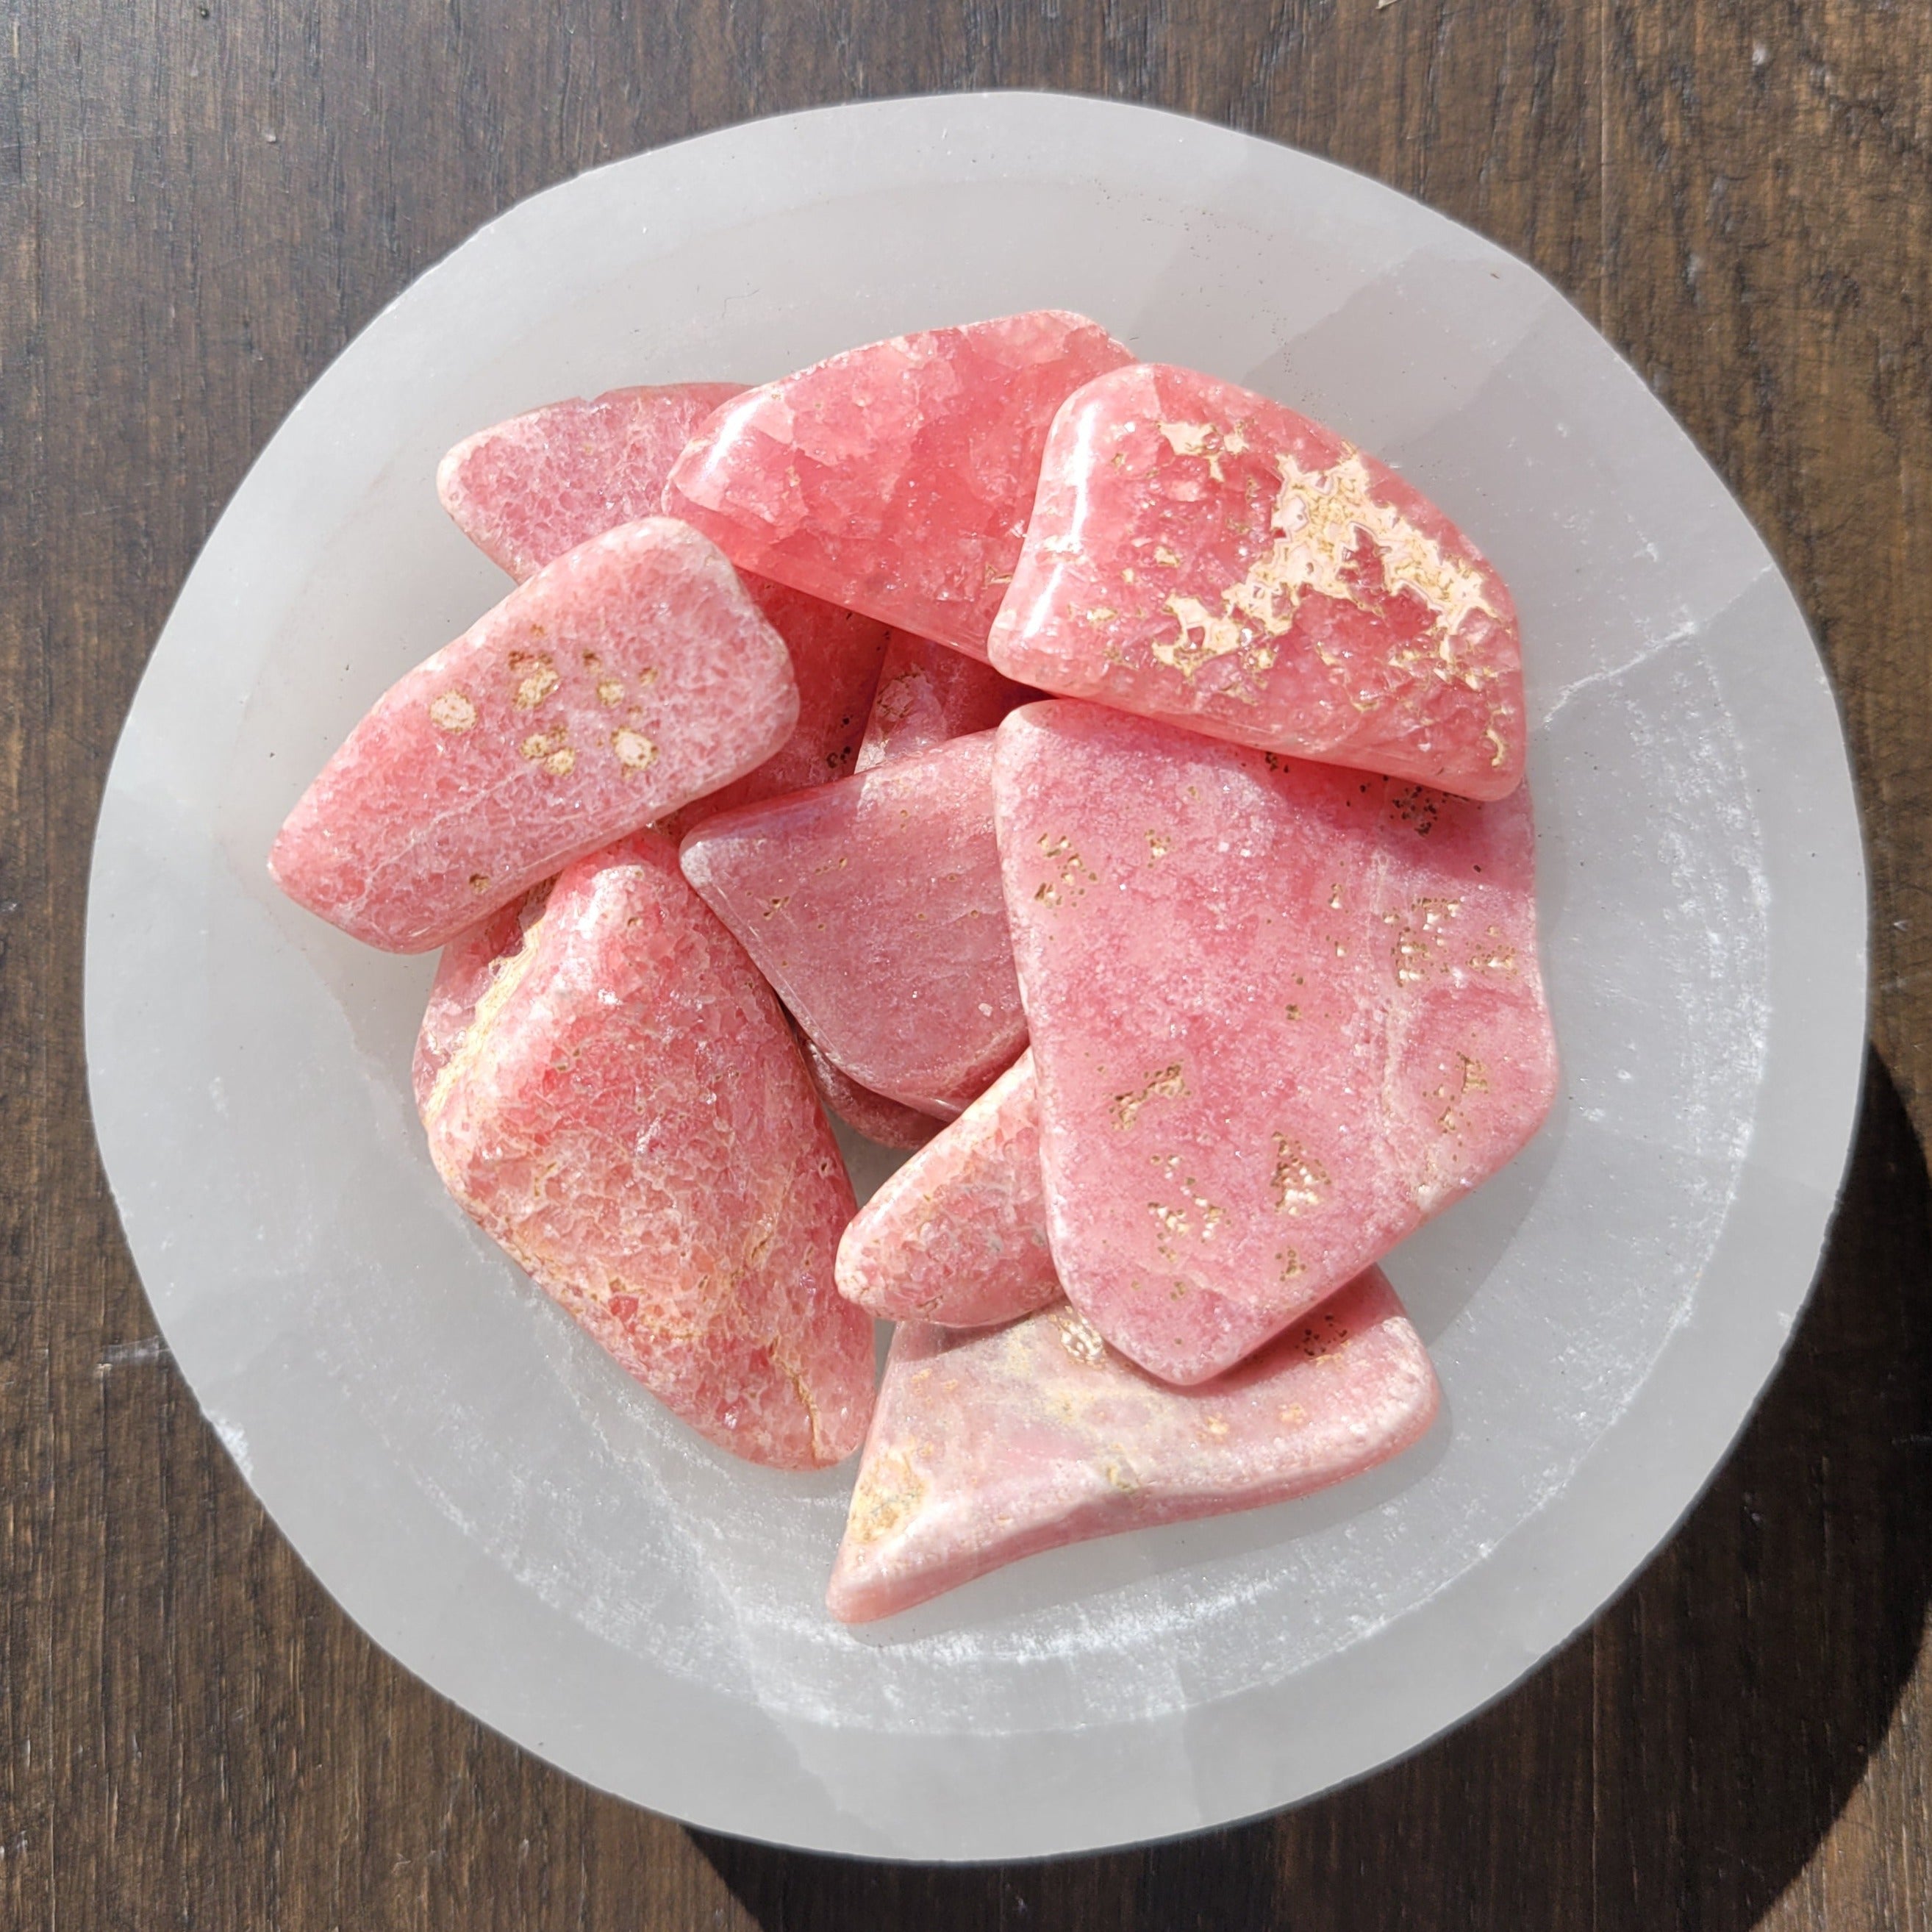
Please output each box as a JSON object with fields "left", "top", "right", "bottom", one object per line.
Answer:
{"left": 269, "top": 518, "right": 798, "bottom": 953}
{"left": 800, "top": 1033, "right": 943, "bottom": 1151}
{"left": 988, "top": 363, "right": 1525, "bottom": 802}
{"left": 663, "top": 312, "right": 1134, "bottom": 657}
{"left": 418, "top": 832, "right": 873, "bottom": 1470}
{"left": 437, "top": 382, "right": 747, "bottom": 580}
{"left": 436, "top": 385, "right": 892, "bottom": 831}
{"left": 827, "top": 1267, "right": 1438, "bottom": 1622}
{"left": 666, "top": 583, "right": 890, "bottom": 830}
{"left": 679, "top": 730, "right": 1026, "bottom": 1119}
{"left": 995, "top": 700, "right": 1556, "bottom": 1385}
{"left": 854, "top": 629, "right": 1036, "bottom": 772}
{"left": 835, "top": 1051, "right": 1058, "bottom": 1326}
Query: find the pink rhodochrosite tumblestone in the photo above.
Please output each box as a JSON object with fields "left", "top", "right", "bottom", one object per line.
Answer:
{"left": 834, "top": 1051, "right": 1058, "bottom": 1327}
{"left": 437, "top": 382, "right": 747, "bottom": 580}
{"left": 679, "top": 730, "right": 1026, "bottom": 1120}
{"left": 987, "top": 363, "right": 1526, "bottom": 802}
{"left": 854, "top": 630, "right": 1036, "bottom": 773}
{"left": 417, "top": 832, "right": 874, "bottom": 1470}
{"left": 435, "top": 387, "right": 892, "bottom": 830}
{"left": 799, "top": 1035, "right": 942, "bottom": 1151}
{"left": 995, "top": 701, "right": 1557, "bottom": 1386}
{"left": 663, "top": 312, "right": 1134, "bottom": 658}
{"left": 269, "top": 518, "right": 798, "bottom": 953}
{"left": 826, "top": 1268, "right": 1439, "bottom": 1623}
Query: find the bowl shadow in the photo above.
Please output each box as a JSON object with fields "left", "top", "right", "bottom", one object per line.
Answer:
{"left": 694, "top": 1045, "right": 1932, "bottom": 1929}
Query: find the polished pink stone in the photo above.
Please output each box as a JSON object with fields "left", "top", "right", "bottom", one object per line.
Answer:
{"left": 436, "top": 387, "right": 892, "bottom": 831}
{"left": 665, "top": 583, "right": 890, "bottom": 830}
{"left": 826, "top": 1267, "right": 1438, "bottom": 1622}
{"left": 269, "top": 518, "right": 798, "bottom": 954}
{"left": 411, "top": 890, "right": 538, "bottom": 1115}
{"left": 437, "top": 382, "right": 747, "bottom": 580}
{"left": 418, "top": 832, "right": 874, "bottom": 1470}
{"left": 662, "top": 312, "right": 1134, "bottom": 658}
{"left": 834, "top": 1051, "right": 1057, "bottom": 1326}
{"left": 679, "top": 731, "right": 1026, "bottom": 1119}
{"left": 800, "top": 1033, "right": 942, "bottom": 1151}
{"left": 987, "top": 363, "right": 1526, "bottom": 802}
{"left": 995, "top": 700, "right": 1556, "bottom": 1385}
{"left": 854, "top": 629, "right": 1036, "bottom": 773}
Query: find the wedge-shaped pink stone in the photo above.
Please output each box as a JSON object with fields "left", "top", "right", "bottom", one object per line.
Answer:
{"left": 679, "top": 731, "right": 1025, "bottom": 1119}
{"left": 826, "top": 1268, "right": 1438, "bottom": 1622}
{"left": 270, "top": 518, "right": 798, "bottom": 953}
{"left": 418, "top": 832, "right": 874, "bottom": 1470}
{"left": 435, "top": 387, "right": 892, "bottom": 831}
{"left": 800, "top": 1034, "right": 942, "bottom": 1151}
{"left": 663, "top": 312, "right": 1134, "bottom": 658}
{"left": 835, "top": 1051, "right": 1056, "bottom": 1326}
{"left": 437, "top": 382, "right": 747, "bottom": 580}
{"left": 988, "top": 364, "right": 1526, "bottom": 802}
{"left": 854, "top": 630, "right": 1036, "bottom": 773}
{"left": 995, "top": 701, "right": 1556, "bottom": 1385}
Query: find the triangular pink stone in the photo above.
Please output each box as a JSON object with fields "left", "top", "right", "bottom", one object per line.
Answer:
{"left": 436, "top": 386, "right": 892, "bottom": 828}
{"left": 799, "top": 1033, "right": 942, "bottom": 1151}
{"left": 270, "top": 518, "right": 798, "bottom": 953}
{"left": 418, "top": 832, "right": 874, "bottom": 1470}
{"left": 437, "top": 382, "right": 746, "bottom": 580}
{"left": 826, "top": 1268, "right": 1438, "bottom": 1623}
{"left": 987, "top": 363, "right": 1526, "bottom": 802}
{"left": 663, "top": 312, "right": 1134, "bottom": 658}
{"left": 995, "top": 701, "right": 1556, "bottom": 1385}
{"left": 835, "top": 1051, "right": 1058, "bottom": 1327}
{"left": 679, "top": 731, "right": 1026, "bottom": 1119}
{"left": 854, "top": 630, "right": 1036, "bottom": 772}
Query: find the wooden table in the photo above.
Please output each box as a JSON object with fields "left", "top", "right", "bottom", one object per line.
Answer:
{"left": 5, "top": 2, "right": 1928, "bottom": 1925}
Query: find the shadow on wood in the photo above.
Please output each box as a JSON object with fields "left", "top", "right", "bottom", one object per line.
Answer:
{"left": 694, "top": 1048, "right": 1932, "bottom": 1930}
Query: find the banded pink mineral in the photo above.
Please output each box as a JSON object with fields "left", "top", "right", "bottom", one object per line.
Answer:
{"left": 662, "top": 312, "right": 1134, "bottom": 658}
{"left": 854, "top": 630, "right": 1036, "bottom": 772}
{"left": 834, "top": 1051, "right": 1058, "bottom": 1328}
{"left": 270, "top": 518, "right": 798, "bottom": 953}
{"left": 417, "top": 831, "right": 874, "bottom": 1470}
{"left": 435, "top": 386, "right": 892, "bottom": 829}
{"left": 995, "top": 700, "right": 1556, "bottom": 1385}
{"left": 437, "top": 382, "right": 747, "bottom": 580}
{"left": 826, "top": 1268, "right": 1439, "bottom": 1622}
{"left": 800, "top": 1033, "right": 943, "bottom": 1151}
{"left": 987, "top": 363, "right": 1526, "bottom": 802}
{"left": 679, "top": 730, "right": 1026, "bottom": 1119}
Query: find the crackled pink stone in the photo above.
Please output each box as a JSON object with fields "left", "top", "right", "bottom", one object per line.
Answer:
{"left": 417, "top": 832, "right": 873, "bottom": 1470}
{"left": 679, "top": 731, "right": 1026, "bottom": 1120}
{"left": 437, "top": 382, "right": 748, "bottom": 580}
{"left": 854, "top": 630, "right": 1036, "bottom": 773}
{"left": 988, "top": 364, "right": 1526, "bottom": 802}
{"left": 436, "top": 387, "right": 892, "bottom": 830}
{"left": 826, "top": 1267, "right": 1438, "bottom": 1622}
{"left": 834, "top": 1051, "right": 1057, "bottom": 1326}
{"left": 269, "top": 518, "right": 798, "bottom": 953}
{"left": 663, "top": 312, "right": 1134, "bottom": 658}
{"left": 995, "top": 701, "right": 1556, "bottom": 1385}
{"left": 800, "top": 1034, "right": 942, "bottom": 1151}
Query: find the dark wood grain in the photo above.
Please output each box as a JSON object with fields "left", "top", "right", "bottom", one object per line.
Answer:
{"left": 3, "top": 1, "right": 1928, "bottom": 1925}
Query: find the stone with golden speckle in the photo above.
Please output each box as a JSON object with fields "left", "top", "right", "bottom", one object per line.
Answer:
{"left": 987, "top": 363, "right": 1525, "bottom": 802}
{"left": 826, "top": 1267, "right": 1438, "bottom": 1623}
{"left": 663, "top": 312, "right": 1134, "bottom": 659}
{"left": 994, "top": 700, "right": 1556, "bottom": 1386}
{"left": 438, "top": 388, "right": 895, "bottom": 830}
{"left": 417, "top": 831, "right": 874, "bottom": 1470}
{"left": 269, "top": 518, "right": 798, "bottom": 953}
